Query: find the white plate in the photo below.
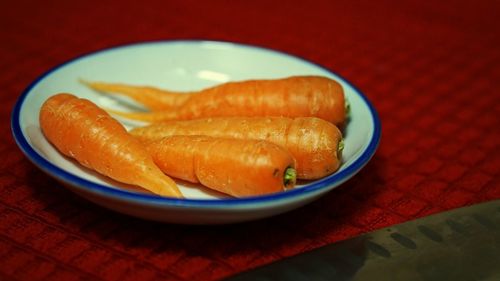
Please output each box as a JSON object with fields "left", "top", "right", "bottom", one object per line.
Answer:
{"left": 11, "top": 40, "right": 381, "bottom": 224}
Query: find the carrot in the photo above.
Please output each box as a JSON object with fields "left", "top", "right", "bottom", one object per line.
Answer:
{"left": 80, "top": 80, "right": 190, "bottom": 110}
{"left": 144, "top": 135, "right": 296, "bottom": 197}
{"left": 39, "top": 93, "right": 182, "bottom": 198}
{"left": 86, "top": 76, "right": 346, "bottom": 126}
{"left": 131, "top": 117, "right": 343, "bottom": 180}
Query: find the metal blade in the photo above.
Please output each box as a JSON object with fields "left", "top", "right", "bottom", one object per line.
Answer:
{"left": 226, "top": 200, "right": 500, "bottom": 281}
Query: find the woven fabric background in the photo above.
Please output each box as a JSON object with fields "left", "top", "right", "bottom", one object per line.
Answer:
{"left": 1, "top": 0, "right": 499, "bottom": 280}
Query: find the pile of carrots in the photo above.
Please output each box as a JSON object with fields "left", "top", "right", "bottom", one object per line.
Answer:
{"left": 39, "top": 75, "right": 347, "bottom": 198}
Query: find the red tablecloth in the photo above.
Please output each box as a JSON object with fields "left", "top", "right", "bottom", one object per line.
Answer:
{"left": 1, "top": 0, "right": 499, "bottom": 280}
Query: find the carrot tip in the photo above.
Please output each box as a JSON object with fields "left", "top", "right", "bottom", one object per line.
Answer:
{"left": 284, "top": 167, "right": 296, "bottom": 189}
{"left": 78, "top": 78, "right": 92, "bottom": 87}
{"left": 79, "top": 79, "right": 109, "bottom": 93}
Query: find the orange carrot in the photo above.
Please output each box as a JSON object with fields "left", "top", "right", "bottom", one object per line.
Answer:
{"left": 86, "top": 76, "right": 346, "bottom": 126}
{"left": 131, "top": 117, "right": 343, "bottom": 180}
{"left": 145, "top": 135, "right": 296, "bottom": 197}
{"left": 39, "top": 93, "right": 182, "bottom": 198}
{"left": 80, "top": 80, "right": 190, "bottom": 110}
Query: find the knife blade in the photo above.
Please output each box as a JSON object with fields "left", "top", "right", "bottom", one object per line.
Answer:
{"left": 226, "top": 200, "right": 500, "bottom": 281}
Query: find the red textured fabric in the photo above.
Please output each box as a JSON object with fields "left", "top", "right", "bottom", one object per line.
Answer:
{"left": 1, "top": 0, "right": 499, "bottom": 280}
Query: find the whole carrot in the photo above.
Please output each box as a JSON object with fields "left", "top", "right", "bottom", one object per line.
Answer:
{"left": 145, "top": 135, "right": 297, "bottom": 197}
{"left": 131, "top": 117, "right": 343, "bottom": 180}
{"left": 87, "top": 76, "right": 346, "bottom": 126}
{"left": 39, "top": 93, "right": 182, "bottom": 198}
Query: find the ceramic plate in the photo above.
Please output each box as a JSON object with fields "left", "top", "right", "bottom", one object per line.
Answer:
{"left": 11, "top": 40, "right": 381, "bottom": 224}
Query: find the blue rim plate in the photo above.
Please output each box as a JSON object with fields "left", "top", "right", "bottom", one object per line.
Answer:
{"left": 11, "top": 40, "right": 381, "bottom": 223}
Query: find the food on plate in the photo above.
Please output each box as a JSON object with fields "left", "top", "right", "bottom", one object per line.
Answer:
{"left": 39, "top": 93, "right": 182, "bottom": 197}
{"left": 83, "top": 75, "right": 346, "bottom": 126}
{"left": 144, "top": 135, "right": 296, "bottom": 197}
{"left": 39, "top": 74, "right": 348, "bottom": 198}
{"left": 131, "top": 117, "right": 343, "bottom": 180}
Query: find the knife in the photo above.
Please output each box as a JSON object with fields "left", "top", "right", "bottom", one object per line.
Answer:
{"left": 226, "top": 200, "right": 500, "bottom": 281}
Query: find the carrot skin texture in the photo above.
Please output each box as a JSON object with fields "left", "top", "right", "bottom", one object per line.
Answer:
{"left": 39, "top": 93, "right": 182, "bottom": 198}
{"left": 97, "top": 76, "right": 346, "bottom": 126}
{"left": 131, "top": 117, "right": 343, "bottom": 180}
{"left": 145, "top": 136, "right": 296, "bottom": 197}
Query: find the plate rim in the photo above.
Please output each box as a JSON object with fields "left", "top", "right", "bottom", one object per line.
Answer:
{"left": 10, "top": 39, "right": 381, "bottom": 208}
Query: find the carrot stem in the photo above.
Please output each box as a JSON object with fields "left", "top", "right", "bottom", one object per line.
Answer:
{"left": 284, "top": 167, "right": 296, "bottom": 188}
{"left": 337, "top": 138, "right": 345, "bottom": 162}
{"left": 345, "top": 99, "right": 351, "bottom": 120}
{"left": 338, "top": 139, "right": 344, "bottom": 155}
